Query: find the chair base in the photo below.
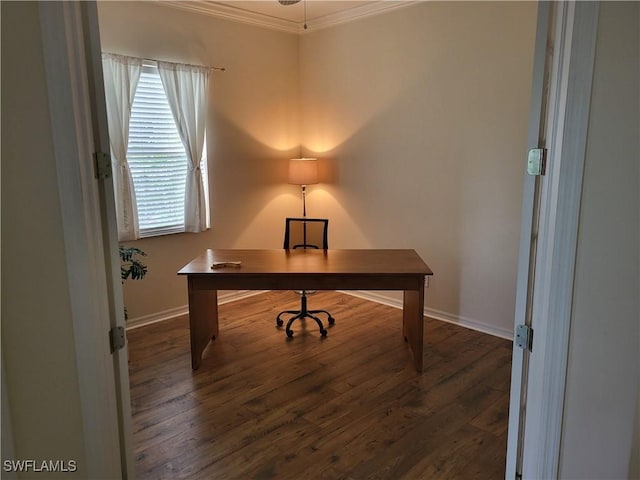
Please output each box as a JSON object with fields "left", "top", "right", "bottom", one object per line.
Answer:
{"left": 276, "top": 293, "right": 335, "bottom": 338}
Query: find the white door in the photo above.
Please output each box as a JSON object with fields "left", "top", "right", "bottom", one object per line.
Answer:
{"left": 82, "top": 3, "right": 137, "bottom": 477}
{"left": 504, "top": 2, "right": 554, "bottom": 477}
{"left": 38, "top": 2, "right": 135, "bottom": 477}
{"left": 505, "top": 2, "right": 600, "bottom": 478}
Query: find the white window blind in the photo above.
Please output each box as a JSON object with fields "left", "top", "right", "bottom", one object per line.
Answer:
{"left": 127, "top": 63, "right": 208, "bottom": 237}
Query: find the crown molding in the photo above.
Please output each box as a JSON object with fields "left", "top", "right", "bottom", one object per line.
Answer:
{"left": 160, "top": 1, "right": 418, "bottom": 34}
{"left": 305, "top": 1, "right": 418, "bottom": 33}
{"left": 161, "top": 1, "right": 300, "bottom": 33}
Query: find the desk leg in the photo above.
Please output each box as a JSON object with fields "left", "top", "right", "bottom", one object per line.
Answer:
{"left": 188, "top": 278, "right": 218, "bottom": 370}
{"left": 403, "top": 283, "right": 425, "bottom": 373}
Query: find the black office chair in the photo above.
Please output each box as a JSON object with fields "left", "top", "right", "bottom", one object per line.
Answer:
{"left": 276, "top": 217, "right": 335, "bottom": 338}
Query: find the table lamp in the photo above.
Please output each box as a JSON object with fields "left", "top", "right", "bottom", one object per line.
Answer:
{"left": 289, "top": 158, "right": 318, "bottom": 217}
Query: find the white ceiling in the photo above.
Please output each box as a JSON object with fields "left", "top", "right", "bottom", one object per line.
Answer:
{"left": 163, "top": 0, "right": 416, "bottom": 33}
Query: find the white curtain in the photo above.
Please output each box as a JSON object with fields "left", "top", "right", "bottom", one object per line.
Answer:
{"left": 157, "top": 62, "right": 210, "bottom": 232}
{"left": 101, "top": 53, "right": 142, "bottom": 241}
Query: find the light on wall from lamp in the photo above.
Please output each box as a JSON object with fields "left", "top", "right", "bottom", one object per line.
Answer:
{"left": 288, "top": 158, "right": 318, "bottom": 217}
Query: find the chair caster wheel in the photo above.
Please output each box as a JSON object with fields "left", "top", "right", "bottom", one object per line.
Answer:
{"left": 320, "top": 329, "right": 328, "bottom": 337}
{"left": 286, "top": 330, "right": 294, "bottom": 338}
{"left": 328, "top": 316, "right": 335, "bottom": 325}
{"left": 276, "top": 319, "right": 284, "bottom": 327}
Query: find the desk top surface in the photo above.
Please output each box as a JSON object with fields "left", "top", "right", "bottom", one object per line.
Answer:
{"left": 178, "top": 249, "right": 433, "bottom": 276}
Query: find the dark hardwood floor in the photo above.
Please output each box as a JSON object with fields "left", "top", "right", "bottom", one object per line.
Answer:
{"left": 128, "top": 291, "right": 512, "bottom": 479}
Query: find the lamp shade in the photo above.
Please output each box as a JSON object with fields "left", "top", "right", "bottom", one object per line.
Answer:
{"left": 288, "top": 158, "right": 318, "bottom": 185}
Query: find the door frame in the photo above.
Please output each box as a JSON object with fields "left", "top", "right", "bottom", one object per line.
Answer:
{"left": 506, "top": 2, "right": 600, "bottom": 478}
{"left": 505, "top": 2, "right": 553, "bottom": 475}
{"left": 38, "top": 2, "right": 134, "bottom": 477}
{"left": 36, "top": 0, "right": 602, "bottom": 477}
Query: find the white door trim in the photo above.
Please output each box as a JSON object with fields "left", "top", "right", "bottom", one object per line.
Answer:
{"left": 505, "top": 1, "right": 553, "bottom": 476}
{"left": 522, "top": 3, "right": 599, "bottom": 478}
{"left": 38, "top": 2, "right": 125, "bottom": 477}
{"left": 506, "top": 2, "right": 600, "bottom": 478}
{"left": 81, "top": 2, "right": 136, "bottom": 476}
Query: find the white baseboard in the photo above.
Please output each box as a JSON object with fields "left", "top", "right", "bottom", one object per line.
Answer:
{"left": 126, "top": 304, "right": 189, "bottom": 330}
{"left": 339, "top": 290, "right": 514, "bottom": 340}
{"left": 126, "top": 289, "right": 514, "bottom": 341}
{"left": 125, "top": 290, "right": 268, "bottom": 330}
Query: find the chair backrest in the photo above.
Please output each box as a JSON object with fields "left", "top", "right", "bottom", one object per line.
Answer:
{"left": 283, "top": 217, "right": 328, "bottom": 250}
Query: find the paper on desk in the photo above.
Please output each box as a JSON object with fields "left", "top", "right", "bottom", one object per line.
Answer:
{"left": 211, "top": 261, "right": 242, "bottom": 269}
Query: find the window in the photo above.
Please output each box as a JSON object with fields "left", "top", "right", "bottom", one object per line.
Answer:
{"left": 127, "top": 62, "right": 209, "bottom": 238}
{"left": 102, "top": 54, "right": 210, "bottom": 240}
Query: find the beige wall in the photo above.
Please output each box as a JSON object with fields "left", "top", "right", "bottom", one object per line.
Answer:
{"left": 300, "top": 1, "right": 536, "bottom": 334}
{"left": 99, "top": 1, "right": 537, "bottom": 336}
{"left": 559, "top": 2, "right": 639, "bottom": 476}
{"left": 98, "top": 2, "right": 301, "bottom": 320}
{"left": 1, "top": 2, "right": 88, "bottom": 476}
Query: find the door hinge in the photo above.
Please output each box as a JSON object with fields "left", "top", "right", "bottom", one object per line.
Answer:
{"left": 527, "top": 148, "right": 547, "bottom": 176}
{"left": 109, "top": 326, "right": 126, "bottom": 353}
{"left": 94, "top": 151, "right": 112, "bottom": 179}
{"left": 515, "top": 324, "right": 534, "bottom": 351}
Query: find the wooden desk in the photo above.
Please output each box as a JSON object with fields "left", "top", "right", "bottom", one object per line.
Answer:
{"left": 178, "top": 249, "right": 433, "bottom": 372}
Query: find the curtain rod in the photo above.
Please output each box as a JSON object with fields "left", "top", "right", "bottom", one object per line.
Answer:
{"left": 142, "top": 57, "right": 226, "bottom": 72}
{"left": 103, "top": 52, "right": 226, "bottom": 72}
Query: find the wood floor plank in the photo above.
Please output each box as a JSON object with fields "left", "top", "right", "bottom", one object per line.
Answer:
{"left": 127, "top": 290, "right": 512, "bottom": 479}
{"left": 402, "top": 424, "right": 503, "bottom": 479}
{"left": 470, "top": 390, "right": 511, "bottom": 437}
